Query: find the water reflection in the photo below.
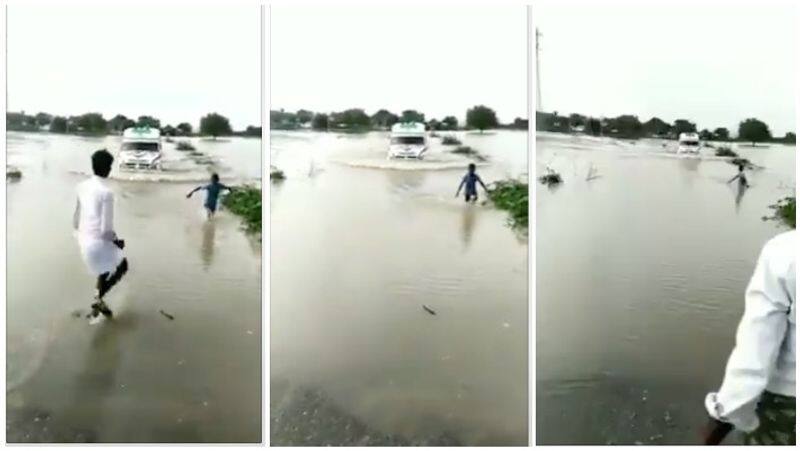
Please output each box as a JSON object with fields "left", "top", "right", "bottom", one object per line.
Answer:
{"left": 201, "top": 220, "right": 216, "bottom": 270}
{"left": 460, "top": 204, "right": 477, "bottom": 249}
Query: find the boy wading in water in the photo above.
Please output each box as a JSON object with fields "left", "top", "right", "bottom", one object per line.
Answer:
{"left": 455, "top": 163, "right": 488, "bottom": 203}
{"left": 186, "top": 173, "right": 232, "bottom": 219}
{"left": 728, "top": 164, "right": 750, "bottom": 188}
{"left": 702, "top": 231, "right": 796, "bottom": 445}
{"left": 73, "top": 150, "right": 129, "bottom": 322}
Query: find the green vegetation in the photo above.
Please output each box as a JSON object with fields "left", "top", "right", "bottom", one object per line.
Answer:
{"left": 731, "top": 157, "right": 754, "bottom": 169}
{"left": 466, "top": 105, "right": 499, "bottom": 132}
{"left": 176, "top": 141, "right": 196, "bottom": 151}
{"left": 221, "top": 186, "right": 262, "bottom": 235}
{"left": 536, "top": 110, "right": 794, "bottom": 145}
{"left": 487, "top": 179, "right": 528, "bottom": 229}
{"left": 763, "top": 196, "right": 796, "bottom": 229}
{"left": 441, "top": 135, "right": 461, "bottom": 145}
{"left": 7, "top": 111, "right": 254, "bottom": 137}
{"left": 715, "top": 146, "right": 737, "bottom": 157}
{"left": 200, "top": 113, "right": 233, "bottom": 138}
{"left": 270, "top": 107, "right": 522, "bottom": 133}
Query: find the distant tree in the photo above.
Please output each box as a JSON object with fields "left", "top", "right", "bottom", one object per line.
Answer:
{"left": 568, "top": 113, "right": 586, "bottom": 128}
{"left": 296, "top": 109, "right": 314, "bottom": 124}
{"left": 330, "top": 108, "right": 370, "bottom": 128}
{"left": 535, "top": 111, "right": 569, "bottom": 133}
{"left": 244, "top": 126, "right": 262, "bottom": 137}
{"left": 271, "top": 109, "right": 298, "bottom": 130}
{"left": 177, "top": 122, "right": 193, "bottom": 135}
{"left": 511, "top": 118, "right": 528, "bottom": 130}
{"left": 466, "top": 105, "right": 499, "bottom": 132}
{"left": 35, "top": 112, "right": 52, "bottom": 127}
{"left": 699, "top": 129, "right": 713, "bottom": 140}
{"left": 672, "top": 119, "right": 697, "bottom": 136}
{"left": 713, "top": 127, "right": 730, "bottom": 141}
{"left": 109, "top": 114, "right": 135, "bottom": 133}
{"left": 400, "top": 110, "right": 425, "bottom": 123}
{"left": 427, "top": 119, "right": 441, "bottom": 131}
{"left": 137, "top": 115, "right": 161, "bottom": 129}
{"left": 783, "top": 132, "right": 796, "bottom": 145}
{"left": 442, "top": 116, "right": 459, "bottom": 130}
{"left": 161, "top": 125, "right": 177, "bottom": 136}
{"left": 738, "top": 118, "right": 771, "bottom": 146}
{"left": 49, "top": 116, "right": 68, "bottom": 133}
{"left": 643, "top": 117, "right": 670, "bottom": 136}
{"left": 200, "top": 113, "right": 233, "bottom": 138}
{"left": 311, "top": 113, "right": 329, "bottom": 130}
{"left": 606, "top": 115, "right": 642, "bottom": 138}
{"left": 585, "top": 117, "right": 602, "bottom": 136}
{"left": 371, "top": 109, "right": 399, "bottom": 128}
{"left": 75, "top": 113, "right": 108, "bottom": 133}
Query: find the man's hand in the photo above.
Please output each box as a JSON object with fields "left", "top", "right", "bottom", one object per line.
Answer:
{"left": 186, "top": 193, "right": 192, "bottom": 198}
{"left": 701, "top": 417, "right": 733, "bottom": 445}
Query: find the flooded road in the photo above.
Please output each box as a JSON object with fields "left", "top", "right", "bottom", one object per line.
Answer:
{"left": 536, "top": 132, "right": 795, "bottom": 445}
{"left": 270, "top": 130, "right": 528, "bottom": 445}
{"left": 7, "top": 132, "right": 262, "bottom": 443}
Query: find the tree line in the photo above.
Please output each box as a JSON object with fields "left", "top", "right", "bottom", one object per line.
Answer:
{"left": 536, "top": 111, "right": 796, "bottom": 146}
{"left": 271, "top": 106, "right": 528, "bottom": 133}
{"left": 7, "top": 111, "right": 261, "bottom": 138}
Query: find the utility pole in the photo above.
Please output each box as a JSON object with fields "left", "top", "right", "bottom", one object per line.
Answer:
{"left": 536, "top": 27, "right": 542, "bottom": 112}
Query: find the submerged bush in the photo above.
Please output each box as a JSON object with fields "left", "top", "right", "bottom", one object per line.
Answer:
{"left": 6, "top": 166, "right": 22, "bottom": 180}
{"left": 176, "top": 141, "right": 196, "bottom": 151}
{"left": 441, "top": 135, "right": 461, "bottom": 145}
{"left": 222, "top": 185, "right": 262, "bottom": 234}
{"left": 450, "top": 146, "right": 487, "bottom": 161}
{"left": 730, "top": 157, "right": 754, "bottom": 169}
{"left": 715, "top": 146, "right": 737, "bottom": 157}
{"left": 763, "top": 196, "right": 795, "bottom": 229}
{"left": 488, "top": 179, "right": 528, "bottom": 229}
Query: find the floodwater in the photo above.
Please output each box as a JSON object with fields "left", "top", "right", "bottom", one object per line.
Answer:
{"left": 270, "top": 130, "right": 528, "bottom": 446}
{"left": 6, "top": 132, "right": 262, "bottom": 443}
{"left": 536, "top": 132, "right": 796, "bottom": 445}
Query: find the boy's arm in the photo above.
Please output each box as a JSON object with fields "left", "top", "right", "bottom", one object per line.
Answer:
{"left": 99, "top": 192, "right": 117, "bottom": 242}
{"left": 727, "top": 174, "right": 740, "bottom": 184}
{"left": 478, "top": 176, "right": 489, "bottom": 192}
{"left": 455, "top": 177, "right": 465, "bottom": 196}
{"left": 72, "top": 198, "right": 81, "bottom": 231}
{"left": 186, "top": 186, "right": 203, "bottom": 198}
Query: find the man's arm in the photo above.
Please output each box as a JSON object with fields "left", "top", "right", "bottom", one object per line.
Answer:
{"left": 703, "top": 239, "right": 790, "bottom": 438}
{"left": 99, "top": 192, "right": 117, "bottom": 242}
{"left": 72, "top": 198, "right": 81, "bottom": 231}
{"left": 727, "top": 174, "right": 740, "bottom": 184}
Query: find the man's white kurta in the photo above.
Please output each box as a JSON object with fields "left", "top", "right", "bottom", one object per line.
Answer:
{"left": 74, "top": 176, "right": 123, "bottom": 276}
{"left": 705, "top": 230, "right": 796, "bottom": 432}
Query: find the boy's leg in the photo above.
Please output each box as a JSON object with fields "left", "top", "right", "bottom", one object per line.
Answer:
{"left": 94, "top": 258, "right": 129, "bottom": 317}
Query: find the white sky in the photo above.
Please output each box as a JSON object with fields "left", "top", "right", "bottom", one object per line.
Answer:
{"left": 270, "top": 5, "right": 528, "bottom": 124}
{"left": 7, "top": 4, "right": 261, "bottom": 130}
{"left": 535, "top": 1, "right": 797, "bottom": 135}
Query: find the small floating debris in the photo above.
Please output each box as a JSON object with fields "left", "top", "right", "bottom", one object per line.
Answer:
{"left": 159, "top": 310, "right": 175, "bottom": 320}
{"left": 175, "top": 141, "right": 196, "bottom": 151}
{"left": 270, "top": 165, "right": 286, "bottom": 181}
{"left": 7, "top": 166, "right": 22, "bottom": 180}
{"left": 422, "top": 305, "right": 436, "bottom": 315}
{"left": 539, "top": 168, "right": 562, "bottom": 186}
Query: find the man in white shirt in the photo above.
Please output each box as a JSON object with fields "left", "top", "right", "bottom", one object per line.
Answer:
{"left": 703, "top": 230, "right": 796, "bottom": 445}
{"left": 73, "top": 149, "right": 129, "bottom": 321}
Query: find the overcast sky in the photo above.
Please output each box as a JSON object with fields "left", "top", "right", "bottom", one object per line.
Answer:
{"left": 535, "top": 1, "right": 797, "bottom": 135}
{"left": 270, "top": 5, "right": 528, "bottom": 124}
{"left": 7, "top": 4, "right": 260, "bottom": 130}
